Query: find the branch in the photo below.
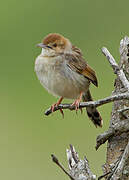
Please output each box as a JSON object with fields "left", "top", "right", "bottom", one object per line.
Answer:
{"left": 102, "top": 47, "right": 129, "bottom": 91}
{"left": 100, "top": 36, "right": 129, "bottom": 179}
{"left": 51, "top": 145, "right": 96, "bottom": 180}
{"left": 118, "top": 107, "right": 129, "bottom": 113}
{"left": 45, "top": 93, "right": 129, "bottom": 116}
{"left": 96, "top": 119, "right": 129, "bottom": 150}
{"left": 51, "top": 154, "right": 75, "bottom": 180}
{"left": 110, "top": 140, "right": 129, "bottom": 180}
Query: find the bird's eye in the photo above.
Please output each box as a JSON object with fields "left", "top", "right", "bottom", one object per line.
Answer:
{"left": 53, "top": 43, "right": 57, "bottom": 47}
{"left": 46, "top": 45, "right": 52, "bottom": 49}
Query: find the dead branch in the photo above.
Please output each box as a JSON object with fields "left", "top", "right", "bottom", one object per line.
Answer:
{"left": 51, "top": 154, "right": 75, "bottom": 180}
{"left": 96, "top": 119, "right": 129, "bottom": 150}
{"left": 101, "top": 36, "right": 129, "bottom": 179}
{"left": 110, "top": 140, "right": 129, "bottom": 180}
{"left": 101, "top": 47, "right": 129, "bottom": 91}
{"left": 45, "top": 93, "right": 129, "bottom": 116}
{"left": 51, "top": 145, "right": 96, "bottom": 180}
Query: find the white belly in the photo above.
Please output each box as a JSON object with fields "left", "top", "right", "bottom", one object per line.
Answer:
{"left": 35, "top": 55, "right": 90, "bottom": 99}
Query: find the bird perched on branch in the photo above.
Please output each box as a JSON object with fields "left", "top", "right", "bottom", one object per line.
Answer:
{"left": 35, "top": 33, "right": 103, "bottom": 127}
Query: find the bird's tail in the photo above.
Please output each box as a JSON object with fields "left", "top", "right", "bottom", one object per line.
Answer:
{"left": 82, "top": 90, "right": 103, "bottom": 127}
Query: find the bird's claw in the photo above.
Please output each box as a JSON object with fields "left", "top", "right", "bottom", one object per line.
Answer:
{"left": 71, "top": 99, "right": 80, "bottom": 113}
{"left": 59, "top": 108, "right": 64, "bottom": 118}
{"left": 51, "top": 103, "right": 57, "bottom": 112}
{"left": 51, "top": 103, "right": 64, "bottom": 118}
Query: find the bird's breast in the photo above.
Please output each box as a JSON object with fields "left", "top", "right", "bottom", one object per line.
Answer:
{"left": 35, "top": 56, "right": 59, "bottom": 93}
{"left": 35, "top": 55, "right": 90, "bottom": 99}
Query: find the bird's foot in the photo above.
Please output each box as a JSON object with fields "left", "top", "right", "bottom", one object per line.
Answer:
{"left": 51, "top": 103, "right": 58, "bottom": 112}
{"left": 59, "top": 108, "right": 64, "bottom": 118}
{"left": 71, "top": 92, "right": 83, "bottom": 113}
{"left": 51, "top": 97, "right": 64, "bottom": 117}
{"left": 71, "top": 99, "right": 81, "bottom": 113}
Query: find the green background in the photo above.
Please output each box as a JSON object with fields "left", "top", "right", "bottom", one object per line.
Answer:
{"left": 1, "top": 0, "right": 129, "bottom": 179}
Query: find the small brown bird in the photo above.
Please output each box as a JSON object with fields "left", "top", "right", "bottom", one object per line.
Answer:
{"left": 35, "top": 33, "right": 103, "bottom": 127}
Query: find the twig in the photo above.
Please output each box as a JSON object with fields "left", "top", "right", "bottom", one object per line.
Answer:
{"left": 96, "top": 119, "right": 129, "bottom": 150}
{"left": 110, "top": 140, "right": 129, "bottom": 180}
{"left": 102, "top": 47, "right": 129, "bottom": 91}
{"left": 51, "top": 154, "right": 75, "bottom": 180}
{"left": 45, "top": 93, "right": 129, "bottom": 116}
{"left": 51, "top": 145, "right": 96, "bottom": 180}
{"left": 106, "top": 159, "right": 121, "bottom": 180}
{"left": 96, "top": 129, "right": 114, "bottom": 150}
{"left": 98, "top": 171, "right": 111, "bottom": 180}
{"left": 66, "top": 145, "right": 96, "bottom": 180}
{"left": 118, "top": 107, "right": 129, "bottom": 119}
{"left": 69, "top": 144, "right": 79, "bottom": 164}
{"left": 118, "top": 107, "right": 129, "bottom": 113}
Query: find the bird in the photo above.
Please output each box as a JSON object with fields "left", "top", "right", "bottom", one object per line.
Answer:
{"left": 35, "top": 33, "right": 103, "bottom": 127}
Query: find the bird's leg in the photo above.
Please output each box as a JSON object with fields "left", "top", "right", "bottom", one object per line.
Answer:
{"left": 71, "top": 92, "right": 83, "bottom": 112}
{"left": 51, "top": 96, "right": 63, "bottom": 111}
{"left": 59, "top": 108, "right": 64, "bottom": 118}
{"left": 51, "top": 97, "right": 64, "bottom": 117}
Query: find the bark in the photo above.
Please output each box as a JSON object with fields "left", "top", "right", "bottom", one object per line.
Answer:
{"left": 102, "top": 36, "right": 129, "bottom": 180}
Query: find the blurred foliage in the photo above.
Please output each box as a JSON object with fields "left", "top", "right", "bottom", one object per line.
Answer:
{"left": 1, "top": 0, "right": 129, "bottom": 179}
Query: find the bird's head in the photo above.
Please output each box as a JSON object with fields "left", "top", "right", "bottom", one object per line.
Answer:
{"left": 37, "top": 33, "right": 72, "bottom": 57}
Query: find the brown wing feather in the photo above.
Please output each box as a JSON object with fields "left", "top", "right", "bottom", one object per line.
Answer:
{"left": 65, "top": 46, "right": 98, "bottom": 87}
{"left": 81, "top": 64, "right": 98, "bottom": 87}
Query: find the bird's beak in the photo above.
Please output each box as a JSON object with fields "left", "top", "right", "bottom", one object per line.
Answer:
{"left": 36, "top": 43, "right": 52, "bottom": 49}
{"left": 36, "top": 43, "right": 47, "bottom": 48}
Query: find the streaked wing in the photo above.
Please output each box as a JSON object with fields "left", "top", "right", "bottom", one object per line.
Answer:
{"left": 65, "top": 46, "right": 98, "bottom": 87}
